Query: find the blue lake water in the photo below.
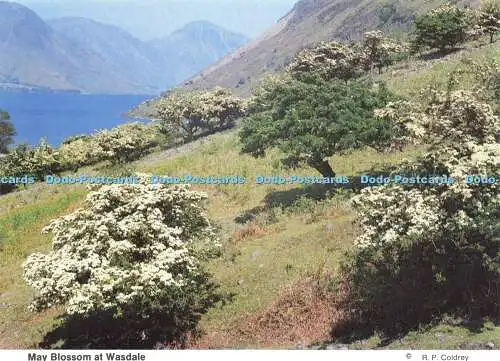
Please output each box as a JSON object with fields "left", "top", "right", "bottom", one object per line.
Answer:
{"left": 0, "top": 92, "right": 153, "bottom": 146}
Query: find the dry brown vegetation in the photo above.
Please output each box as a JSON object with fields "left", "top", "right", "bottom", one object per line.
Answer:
{"left": 189, "top": 275, "right": 342, "bottom": 349}
{"left": 231, "top": 222, "right": 269, "bottom": 243}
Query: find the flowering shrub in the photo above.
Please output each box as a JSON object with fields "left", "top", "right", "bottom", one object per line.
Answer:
{"left": 93, "top": 122, "right": 160, "bottom": 164}
{"left": 477, "top": 0, "right": 500, "bottom": 43}
{"left": 23, "top": 177, "right": 222, "bottom": 346}
{"left": 411, "top": 4, "right": 469, "bottom": 53}
{"left": 362, "top": 31, "right": 408, "bottom": 74}
{"left": 153, "top": 88, "right": 246, "bottom": 140}
{"left": 0, "top": 122, "right": 161, "bottom": 184}
{"left": 336, "top": 90, "right": 500, "bottom": 339}
{"left": 287, "top": 41, "right": 368, "bottom": 81}
{"left": 0, "top": 140, "right": 60, "bottom": 180}
{"left": 58, "top": 136, "right": 105, "bottom": 171}
{"left": 456, "top": 57, "right": 500, "bottom": 107}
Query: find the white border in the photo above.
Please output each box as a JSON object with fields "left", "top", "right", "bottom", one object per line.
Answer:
{"left": 0, "top": 350, "right": 498, "bottom": 361}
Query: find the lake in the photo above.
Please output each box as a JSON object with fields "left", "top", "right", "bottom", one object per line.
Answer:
{"left": 0, "top": 92, "right": 153, "bottom": 146}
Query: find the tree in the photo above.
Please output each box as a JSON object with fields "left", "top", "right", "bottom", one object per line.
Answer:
{"left": 239, "top": 75, "right": 396, "bottom": 178}
{"left": 0, "top": 109, "right": 16, "bottom": 154}
{"left": 478, "top": 0, "right": 500, "bottom": 43}
{"left": 411, "top": 4, "right": 469, "bottom": 53}
{"left": 362, "top": 31, "right": 408, "bottom": 74}
{"left": 287, "top": 41, "right": 368, "bottom": 81}
{"left": 153, "top": 88, "right": 246, "bottom": 141}
{"left": 23, "top": 178, "right": 222, "bottom": 347}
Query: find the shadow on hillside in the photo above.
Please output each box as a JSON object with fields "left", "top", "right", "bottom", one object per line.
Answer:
{"left": 234, "top": 168, "right": 403, "bottom": 224}
{"left": 416, "top": 47, "right": 462, "bottom": 61}
{"left": 39, "top": 278, "right": 232, "bottom": 349}
{"left": 235, "top": 184, "right": 336, "bottom": 224}
{"left": 39, "top": 309, "right": 190, "bottom": 349}
{"left": 329, "top": 238, "right": 500, "bottom": 347}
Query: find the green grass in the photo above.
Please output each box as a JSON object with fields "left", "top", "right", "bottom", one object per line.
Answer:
{"left": 0, "top": 187, "right": 86, "bottom": 348}
{"left": 201, "top": 198, "right": 355, "bottom": 332}
{"left": 133, "top": 131, "right": 425, "bottom": 346}
{"left": 349, "top": 322, "right": 500, "bottom": 350}
{"left": 138, "top": 131, "right": 423, "bottom": 224}
{"left": 382, "top": 41, "right": 500, "bottom": 97}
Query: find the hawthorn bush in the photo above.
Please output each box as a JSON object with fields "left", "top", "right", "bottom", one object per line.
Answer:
{"left": 362, "top": 31, "right": 408, "bottom": 74}
{"left": 153, "top": 88, "right": 246, "bottom": 141}
{"left": 477, "top": 0, "right": 500, "bottom": 43}
{"left": 23, "top": 177, "right": 222, "bottom": 348}
{"left": 334, "top": 90, "right": 500, "bottom": 341}
{"left": 287, "top": 41, "right": 369, "bottom": 81}
{"left": 0, "top": 122, "right": 161, "bottom": 184}
{"left": 411, "top": 4, "right": 469, "bottom": 53}
{"left": 240, "top": 74, "right": 397, "bottom": 178}
{"left": 58, "top": 135, "right": 105, "bottom": 172}
{"left": 0, "top": 140, "right": 60, "bottom": 180}
{"left": 93, "top": 122, "right": 160, "bottom": 165}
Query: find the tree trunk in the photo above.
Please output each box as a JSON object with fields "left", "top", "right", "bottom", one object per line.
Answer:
{"left": 309, "top": 159, "right": 336, "bottom": 178}
{"left": 490, "top": 33, "right": 494, "bottom": 44}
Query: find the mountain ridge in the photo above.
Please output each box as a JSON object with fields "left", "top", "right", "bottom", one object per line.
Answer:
{"left": 183, "top": 0, "right": 480, "bottom": 92}
{"left": 0, "top": 1, "right": 249, "bottom": 94}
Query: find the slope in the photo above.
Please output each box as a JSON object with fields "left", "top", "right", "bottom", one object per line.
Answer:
{"left": 184, "top": 0, "right": 480, "bottom": 92}
{"left": 0, "top": 1, "right": 83, "bottom": 92}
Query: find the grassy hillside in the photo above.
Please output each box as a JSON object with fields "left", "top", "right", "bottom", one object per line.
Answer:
{"left": 1, "top": 127, "right": 498, "bottom": 348}
{"left": 0, "top": 131, "right": 422, "bottom": 348}
{"left": 381, "top": 41, "right": 500, "bottom": 96}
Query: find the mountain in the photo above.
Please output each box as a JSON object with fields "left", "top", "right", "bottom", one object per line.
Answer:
{"left": 0, "top": 1, "right": 249, "bottom": 94}
{"left": 0, "top": 1, "right": 82, "bottom": 91}
{"left": 48, "top": 17, "right": 168, "bottom": 94}
{"left": 184, "top": 0, "right": 480, "bottom": 92}
{"left": 149, "top": 21, "right": 249, "bottom": 85}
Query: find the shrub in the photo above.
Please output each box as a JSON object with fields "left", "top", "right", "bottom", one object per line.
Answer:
{"left": 153, "top": 88, "right": 246, "bottom": 141}
{"left": 23, "top": 177, "right": 222, "bottom": 347}
{"left": 0, "top": 140, "right": 60, "bottom": 180}
{"left": 362, "top": 31, "right": 409, "bottom": 74}
{"left": 58, "top": 136, "right": 105, "bottom": 172}
{"left": 287, "top": 41, "right": 368, "bottom": 81}
{"left": 335, "top": 90, "right": 500, "bottom": 341}
{"left": 240, "top": 75, "right": 396, "bottom": 178}
{"left": 411, "top": 4, "right": 469, "bottom": 53}
{"left": 93, "top": 122, "right": 159, "bottom": 164}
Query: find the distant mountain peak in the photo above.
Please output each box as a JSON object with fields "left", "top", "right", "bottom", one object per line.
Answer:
{"left": 149, "top": 20, "right": 249, "bottom": 86}
{"left": 169, "top": 20, "right": 248, "bottom": 40}
{"left": 0, "top": 1, "right": 53, "bottom": 48}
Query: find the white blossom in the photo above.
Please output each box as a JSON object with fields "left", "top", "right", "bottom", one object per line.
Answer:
{"left": 23, "top": 178, "right": 220, "bottom": 315}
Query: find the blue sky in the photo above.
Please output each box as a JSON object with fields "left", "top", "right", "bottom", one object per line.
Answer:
{"left": 15, "top": 0, "right": 298, "bottom": 39}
